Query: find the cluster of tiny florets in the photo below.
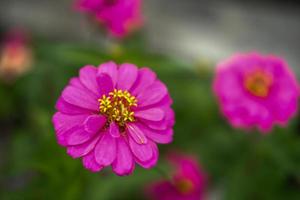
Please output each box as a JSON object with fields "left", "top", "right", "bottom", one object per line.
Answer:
{"left": 98, "top": 89, "right": 138, "bottom": 126}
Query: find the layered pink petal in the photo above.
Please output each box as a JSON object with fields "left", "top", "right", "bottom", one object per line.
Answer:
{"left": 79, "top": 65, "right": 99, "bottom": 95}
{"left": 143, "top": 120, "right": 169, "bottom": 131}
{"left": 52, "top": 112, "right": 88, "bottom": 134}
{"left": 135, "top": 141, "right": 158, "bottom": 169}
{"left": 82, "top": 151, "right": 103, "bottom": 172}
{"left": 98, "top": 61, "right": 118, "bottom": 87}
{"left": 135, "top": 96, "right": 174, "bottom": 130}
{"left": 54, "top": 114, "right": 103, "bottom": 146}
{"left": 137, "top": 81, "right": 168, "bottom": 107}
{"left": 129, "top": 136, "right": 153, "bottom": 163}
{"left": 213, "top": 66, "right": 245, "bottom": 103}
{"left": 117, "top": 63, "right": 138, "bottom": 90}
{"left": 127, "top": 123, "right": 147, "bottom": 144}
{"left": 131, "top": 67, "right": 156, "bottom": 95}
{"left": 55, "top": 97, "right": 91, "bottom": 115}
{"left": 84, "top": 115, "right": 106, "bottom": 133}
{"left": 95, "top": 132, "right": 117, "bottom": 166}
{"left": 134, "top": 93, "right": 173, "bottom": 112}
{"left": 62, "top": 85, "right": 98, "bottom": 111}
{"left": 69, "top": 77, "right": 86, "bottom": 90}
{"left": 109, "top": 122, "right": 120, "bottom": 138}
{"left": 135, "top": 108, "right": 164, "bottom": 121}
{"left": 67, "top": 134, "right": 101, "bottom": 158}
{"left": 222, "top": 99, "right": 265, "bottom": 130}
{"left": 96, "top": 73, "right": 114, "bottom": 96}
{"left": 164, "top": 107, "right": 175, "bottom": 127}
{"left": 143, "top": 125, "right": 173, "bottom": 144}
{"left": 112, "top": 137, "right": 135, "bottom": 176}
{"left": 264, "top": 62, "right": 299, "bottom": 123}
{"left": 58, "top": 126, "right": 97, "bottom": 146}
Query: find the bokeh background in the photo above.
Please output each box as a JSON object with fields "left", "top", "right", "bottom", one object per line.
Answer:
{"left": 1, "top": 0, "right": 300, "bottom": 199}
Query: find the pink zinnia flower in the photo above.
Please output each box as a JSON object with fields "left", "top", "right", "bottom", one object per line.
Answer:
{"left": 147, "top": 153, "right": 207, "bottom": 200}
{"left": 76, "top": 0, "right": 143, "bottom": 38}
{"left": 213, "top": 53, "right": 299, "bottom": 133}
{"left": 52, "top": 61, "right": 174, "bottom": 176}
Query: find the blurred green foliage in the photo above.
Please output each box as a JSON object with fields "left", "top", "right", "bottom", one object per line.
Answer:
{"left": 0, "top": 39, "right": 300, "bottom": 200}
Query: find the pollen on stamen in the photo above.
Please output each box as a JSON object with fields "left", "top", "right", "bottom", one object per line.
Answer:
{"left": 98, "top": 89, "right": 138, "bottom": 126}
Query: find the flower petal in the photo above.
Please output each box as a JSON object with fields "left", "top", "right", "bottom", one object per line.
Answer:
{"left": 140, "top": 106, "right": 175, "bottom": 130}
{"left": 52, "top": 112, "right": 88, "bottom": 134}
{"left": 112, "top": 138, "right": 134, "bottom": 176}
{"left": 165, "top": 107, "right": 175, "bottom": 127}
{"left": 84, "top": 115, "right": 106, "bottom": 133}
{"left": 98, "top": 61, "right": 118, "bottom": 87}
{"left": 141, "top": 123, "right": 173, "bottom": 144}
{"left": 131, "top": 67, "right": 156, "bottom": 95}
{"left": 135, "top": 141, "right": 158, "bottom": 169}
{"left": 62, "top": 85, "right": 98, "bottom": 111}
{"left": 79, "top": 65, "right": 99, "bottom": 95}
{"left": 55, "top": 97, "right": 90, "bottom": 115}
{"left": 69, "top": 77, "right": 86, "bottom": 90}
{"left": 137, "top": 81, "right": 168, "bottom": 107}
{"left": 67, "top": 135, "right": 101, "bottom": 158}
{"left": 96, "top": 73, "right": 114, "bottom": 96}
{"left": 117, "top": 63, "right": 138, "bottom": 91}
{"left": 63, "top": 126, "right": 97, "bottom": 146}
{"left": 82, "top": 152, "right": 103, "bottom": 172}
{"left": 109, "top": 122, "right": 120, "bottom": 138}
{"left": 135, "top": 94, "right": 173, "bottom": 111}
{"left": 148, "top": 129, "right": 173, "bottom": 144}
{"left": 135, "top": 108, "right": 164, "bottom": 121}
{"left": 129, "top": 135, "right": 153, "bottom": 162}
{"left": 142, "top": 120, "right": 169, "bottom": 131}
{"left": 95, "top": 132, "right": 117, "bottom": 166}
{"left": 127, "top": 123, "right": 148, "bottom": 144}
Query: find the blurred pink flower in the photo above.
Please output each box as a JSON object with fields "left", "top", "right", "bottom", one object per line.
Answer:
{"left": 52, "top": 61, "right": 174, "bottom": 176}
{"left": 0, "top": 29, "right": 32, "bottom": 82}
{"left": 213, "top": 53, "right": 299, "bottom": 133}
{"left": 76, "top": 0, "right": 143, "bottom": 38}
{"left": 147, "top": 153, "right": 207, "bottom": 200}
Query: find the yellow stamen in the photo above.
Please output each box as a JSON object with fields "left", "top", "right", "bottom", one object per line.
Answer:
{"left": 244, "top": 69, "right": 273, "bottom": 97}
{"left": 98, "top": 89, "right": 137, "bottom": 126}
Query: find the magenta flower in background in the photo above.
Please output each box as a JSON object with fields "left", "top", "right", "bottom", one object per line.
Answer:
{"left": 213, "top": 53, "right": 299, "bottom": 133}
{"left": 147, "top": 153, "right": 207, "bottom": 200}
{"left": 76, "top": 0, "right": 143, "bottom": 38}
{"left": 52, "top": 61, "right": 174, "bottom": 176}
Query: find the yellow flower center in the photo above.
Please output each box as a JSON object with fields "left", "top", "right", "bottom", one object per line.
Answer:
{"left": 175, "top": 179, "right": 194, "bottom": 195}
{"left": 244, "top": 69, "right": 273, "bottom": 97}
{"left": 98, "top": 89, "right": 137, "bottom": 126}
